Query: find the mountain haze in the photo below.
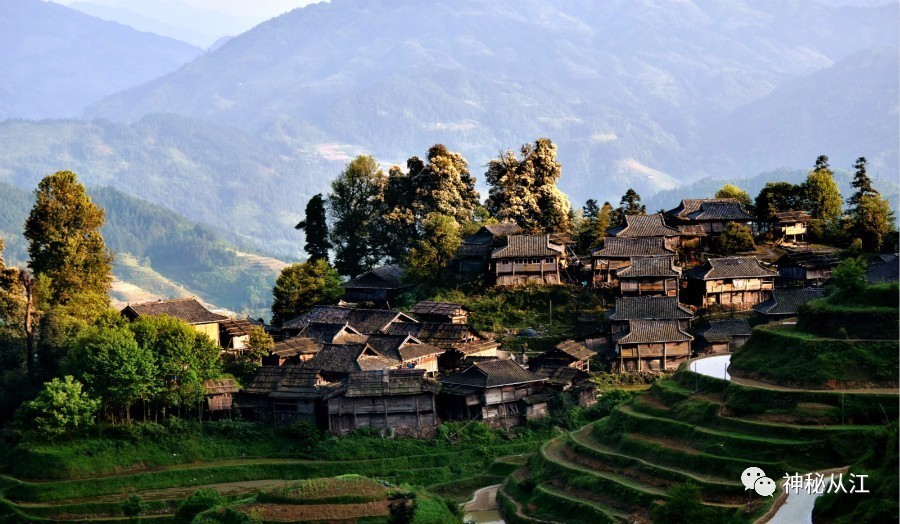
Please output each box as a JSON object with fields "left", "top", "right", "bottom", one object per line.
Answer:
{"left": 1, "top": 0, "right": 201, "bottom": 119}
{"left": 85, "top": 0, "right": 899, "bottom": 199}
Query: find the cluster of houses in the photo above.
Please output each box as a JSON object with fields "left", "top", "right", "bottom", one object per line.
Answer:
{"left": 115, "top": 197, "right": 898, "bottom": 437}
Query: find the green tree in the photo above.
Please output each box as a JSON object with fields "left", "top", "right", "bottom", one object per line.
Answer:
{"left": 24, "top": 171, "right": 113, "bottom": 309}
{"left": 715, "top": 183, "right": 753, "bottom": 212}
{"left": 295, "top": 193, "right": 331, "bottom": 262}
{"left": 128, "top": 316, "right": 221, "bottom": 414}
{"left": 17, "top": 375, "right": 99, "bottom": 438}
{"left": 831, "top": 257, "right": 867, "bottom": 295}
{"left": 651, "top": 482, "right": 715, "bottom": 524}
{"left": 63, "top": 325, "right": 156, "bottom": 422}
{"left": 485, "top": 138, "right": 571, "bottom": 233}
{"left": 804, "top": 155, "right": 843, "bottom": 222}
{"left": 409, "top": 144, "right": 481, "bottom": 226}
{"left": 575, "top": 199, "right": 610, "bottom": 251}
{"left": 328, "top": 156, "right": 385, "bottom": 277}
{"left": 851, "top": 194, "right": 894, "bottom": 252}
{"left": 270, "top": 260, "right": 343, "bottom": 326}
{"left": 0, "top": 238, "right": 25, "bottom": 348}
{"left": 375, "top": 164, "right": 419, "bottom": 263}
{"left": 405, "top": 214, "right": 462, "bottom": 281}
{"left": 847, "top": 157, "right": 876, "bottom": 208}
{"left": 754, "top": 182, "right": 805, "bottom": 223}
{"left": 713, "top": 223, "right": 755, "bottom": 255}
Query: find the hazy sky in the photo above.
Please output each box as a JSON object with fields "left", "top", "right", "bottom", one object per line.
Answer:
{"left": 53, "top": 0, "right": 324, "bottom": 19}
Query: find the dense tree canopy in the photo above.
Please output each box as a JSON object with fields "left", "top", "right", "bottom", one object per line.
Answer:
{"left": 405, "top": 214, "right": 462, "bottom": 281}
{"left": 271, "top": 260, "right": 343, "bottom": 326}
{"left": 804, "top": 156, "right": 843, "bottom": 222}
{"left": 713, "top": 223, "right": 755, "bottom": 255}
{"left": 715, "top": 184, "right": 753, "bottom": 211}
{"left": 295, "top": 193, "right": 331, "bottom": 263}
{"left": 24, "top": 171, "right": 113, "bottom": 308}
{"left": 485, "top": 138, "right": 571, "bottom": 234}
{"left": 17, "top": 375, "right": 99, "bottom": 438}
{"left": 328, "top": 156, "right": 385, "bottom": 277}
{"left": 754, "top": 182, "right": 805, "bottom": 223}
{"left": 409, "top": 144, "right": 481, "bottom": 225}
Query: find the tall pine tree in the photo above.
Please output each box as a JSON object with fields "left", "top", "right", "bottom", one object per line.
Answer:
{"left": 24, "top": 171, "right": 112, "bottom": 309}
{"left": 803, "top": 155, "right": 843, "bottom": 222}
{"left": 327, "top": 156, "right": 384, "bottom": 277}
{"left": 295, "top": 193, "right": 331, "bottom": 262}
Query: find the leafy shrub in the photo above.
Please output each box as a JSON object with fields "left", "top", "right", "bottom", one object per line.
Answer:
{"left": 651, "top": 482, "right": 717, "bottom": 524}
{"left": 175, "top": 489, "right": 225, "bottom": 523}
{"left": 121, "top": 495, "right": 147, "bottom": 519}
{"left": 16, "top": 376, "right": 99, "bottom": 438}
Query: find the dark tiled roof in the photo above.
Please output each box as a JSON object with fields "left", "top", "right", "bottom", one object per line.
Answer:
{"left": 702, "top": 319, "right": 753, "bottom": 341}
{"left": 123, "top": 298, "right": 226, "bottom": 324}
{"left": 305, "top": 343, "right": 399, "bottom": 374}
{"left": 383, "top": 322, "right": 485, "bottom": 349}
{"left": 220, "top": 318, "right": 255, "bottom": 337}
{"left": 410, "top": 301, "right": 467, "bottom": 317}
{"left": 242, "top": 366, "right": 290, "bottom": 395}
{"left": 615, "top": 320, "right": 693, "bottom": 344}
{"left": 616, "top": 257, "right": 680, "bottom": 278}
{"left": 491, "top": 235, "right": 565, "bottom": 258}
{"left": 590, "top": 237, "right": 673, "bottom": 257}
{"left": 607, "top": 214, "right": 680, "bottom": 238}
{"left": 667, "top": 198, "right": 740, "bottom": 218}
{"left": 686, "top": 201, "right": 754, "bottom": 221}
{"left": 272, "top": 337, "right": 321, "bottom": 358}
{"left": 270, "top": 367, "right": 323, "bottom": 399}
{"left": 336, "top": 369, "right": 439, "bottom": 398}
{"left": 754, "top": 288, "right": 826, "bottom": 316}
{"left": 607, "top": 296, "right": 694, "bottom": 321}
{"left": 363, "top": 334, "right": 444, "bottom": 361}
{"left": 282, "top": 306, "right": 417, "bottom": 334}
{"left": 774, "top": 210, "right": 812, "bottom": 223}
{"left": 204, "top": 378, "right": 239, "bottom": 395}
{"left": 552, "top": 340, "right": 595, "bottom": 361}
{"left": 686, "top": 257, "right": 777, "bottom": 280}
{"left": 776, "top": 251, "right": 841, "bottom": 270}
{"left": 344, "top": 264, "right": 406, "bottom": 289}
{"left": 867, "top": 254, "right": 899, "bottom": 283}
{"left": 440, "top": 359, "right": 546, "bottom": 389}
{"left": 300, "top": 321, "right": 366, "bottom": 344}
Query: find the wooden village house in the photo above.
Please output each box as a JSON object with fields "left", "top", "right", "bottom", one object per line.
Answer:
{"left": 775, "top": 251, "right": 840, "bottom": 285}
{"left": 683, "top": 256, "right": 777, "bottom": 309}
{"left": 264, "top": 337, "right": 321, "bottom": 366}
{"left": 606, "top": 213, "right": 681, "bottom": 250}
{"left": 121, "top": 297, "right": 227, "bottom": 347}
{"left": 615, "top": 256, "right": 681, "bottom": 297}
{"left": 203, "top": 378, "right": 240, "bottom": 414}
{"left": 438, "top": 359, "right": 548, "bottom": 429}
{"left": 613, "top": 320, "right": 693, "bottom": 372}
{"left": 235, "top": 366, "right": 330, "bottom": 425}
{"left": 298, "top": 321, "right": 367, "bottom": 344}
{"left": 324, "top": 369, "right": 439, "bottom": 436}
{"left": 218, "top": 318, "right": 256, "bottom": 354}
{"left": 409, "top": 301, "right": 469, "bottom": 324}
{"left": 342, "top": 264, "right": 412, "bottom": 305}
{"left": 605, "top": 296, "right": 695, "bottom": 336}
{"left": 490, "top": 234, "right": 565, "bottom": 286}
{"left": 772, "top": 210, "right": 812, "bottom": 245}
{"left": 665, "top": 198, "right": 755, "bottom": 238}
{"left": 590, "top": 237, "right": 675, "bottom": 288}
{"left": 530, "top": 340, "right": 595, "bottom": 374}
{"left": 384, "top": 321, "right": 501, "bottom": 370}
{"left": 698, "top": 319, "right": 753, "bottom": 354}
{"left": 455, "top": 222, "right": 523, "bottom": 273}
{"left": 362, "top": 334, "right": 445, "bottom": 376}
{"left": 754, "top": 288, "right": 826, "bottom": 322}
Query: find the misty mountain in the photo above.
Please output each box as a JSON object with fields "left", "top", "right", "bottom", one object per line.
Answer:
{"left": 84, "top": 0, "right": 899, "bottom": 200}
{"left": 0, "top": 0, "right": 201, "bottom": 119}
{"left": 0, "top": 114, "right": 340, "bottom": 255}
{"left": 68, "top": 1, "right": 220, "bottom": 48}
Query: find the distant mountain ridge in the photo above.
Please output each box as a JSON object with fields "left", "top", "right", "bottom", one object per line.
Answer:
{"left": 84, "top": 0, "right": 899, "bottom": 199}
{"left": 0, "top": 0, "right": 201, "bottom": 119}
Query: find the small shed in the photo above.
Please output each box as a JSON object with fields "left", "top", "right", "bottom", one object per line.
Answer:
{"left": 530, "top": 340, "right": 595, "bottom": 374}
{"left": 773, "top": 211, "right": 812, "bottom": 244}
{"left": 699, "top": 319, "right": 753, "bottom": 354}
{"left": 264, "top": 337, "right": 321, "bottom": 366}
{"left": 219, "top": 318, "right": 256, "bottom": 353}
{"left": 204, "top": 378, "right": 240, "bottom": 412}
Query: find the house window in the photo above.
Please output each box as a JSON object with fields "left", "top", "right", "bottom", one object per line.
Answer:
{"left": 501, "top": 259, "right": 510, "bottom": 265}
{"left": 545, "top": 258, "right": 554, "bottom": 263}
{"left": 531, "top": 258, "right": 539, "bottom": 264}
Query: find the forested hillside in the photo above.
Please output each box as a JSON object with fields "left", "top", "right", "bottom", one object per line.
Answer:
{"left": 0, "top": 182, "right": 287, "bottom": 318}
{"left": 0, "top": 0, "right": 200, "bottom": 119}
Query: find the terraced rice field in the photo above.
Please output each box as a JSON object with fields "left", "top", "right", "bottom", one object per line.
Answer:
{"left": 498, "top": 369, "right": 895, "bottom": 523}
